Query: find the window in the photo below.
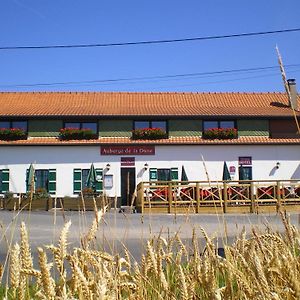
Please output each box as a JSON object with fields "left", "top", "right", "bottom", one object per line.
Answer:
{"left": 203, "top": 120, "right": 235, "bottom": 131}
{"left": 81, "top": 169, "right": 90, "bottom": 189}
{"left": 0, "top": 121, "right": 27, "bottom": 131}
{"left": 157, "top": 169, "right": 171, "bottom": 181}
{"left": 134, "top": 121, "right": 167, "bottom": 132}
{"left": 73, "top": 168, "right": 103, "bottom": 194}
{"left": 26, "top": 169, "right": 56, "bottom": 194}
{"left": 0, "top": 169, "right": 9, "bottom": 193}
{"left": 149, "top": 168, "right": 178, "bottom": 181}
{"left": 64, "top": 122, "right": 97, "bottom": 133}
{"left": 35, "top": 170, "right": 49, "bottom": 191}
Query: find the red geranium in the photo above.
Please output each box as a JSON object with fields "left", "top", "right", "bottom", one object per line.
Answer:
{"left": 132, "top": 128, "right": 167, "bottom": 140}
{"left": 202, "top": 128, "right": 237, "bottom": 140}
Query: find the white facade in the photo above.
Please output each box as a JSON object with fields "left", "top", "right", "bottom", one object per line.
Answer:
{"left": 0, "top": 144, "right": 300, "bottom": 198}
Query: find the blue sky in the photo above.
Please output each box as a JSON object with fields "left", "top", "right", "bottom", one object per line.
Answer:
{"left": 0, "top": 0, "right": 299, "bottom": 92}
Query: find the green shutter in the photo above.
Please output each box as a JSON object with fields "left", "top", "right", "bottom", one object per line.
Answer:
{"left": 48, "top": 169, "right": 56, "bottom": 195}
{"left": 1, "top": 169, "right": 9, "bottom": 192}
{"left": 95, "top": 168, "right": 103, "bottom": 193}
{"left": 73, "top": 169, "right": 82, "bottom": 194}
{"left": 149, "top": 168, "right": 158, "bottom": 181}
{"left": 171, "top": 168, "right": 178, "bottom": 181}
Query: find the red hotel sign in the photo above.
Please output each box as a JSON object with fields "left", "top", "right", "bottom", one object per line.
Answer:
{"left": 101, "top": 146, "right": 155, "bottom": 155}
{"left": 239, "top": 156, "right": 252, "bottom": 165}
{"left": 121, "top": 157, "right": 135, "bottom": 166}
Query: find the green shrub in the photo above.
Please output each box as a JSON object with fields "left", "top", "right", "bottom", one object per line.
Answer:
{"left": 26, "top": 187, "right": 49, "bottom": 200}
{"left": 0, "top": 128, "right": 27, "bottom": 141}
{"left": 59, "top": 128, "right": 98, "bottom": 140}
{"left": 202, "top": 128, "right": 237, "bottom": 140}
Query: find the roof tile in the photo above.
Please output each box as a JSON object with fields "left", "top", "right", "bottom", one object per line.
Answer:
{"left": 0, "top": 92, "right": 299, "bottom": 117}
{"left": 0, "top": 136, "right": 299, "bottom": 145}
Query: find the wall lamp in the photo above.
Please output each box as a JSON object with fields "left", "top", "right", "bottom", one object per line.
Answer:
{"left": 276, "top": 162, "right": 280, "bottom": 169}
{"left": 144, "top": 163, "right": 149, "bottom": 170}
{"left": 106, "top": 163, "right": 111, "bottom": 170}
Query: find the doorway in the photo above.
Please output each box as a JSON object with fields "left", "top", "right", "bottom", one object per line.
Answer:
{"left": 121, "top": 168, "right": 136, "bottom": 206}
{"left": 239, "top": 166, "right": 252, "bottom": 181}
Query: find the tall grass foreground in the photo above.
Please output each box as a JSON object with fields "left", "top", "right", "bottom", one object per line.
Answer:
{"left": 0, "top": 209, "right": 300, "bottom": 299}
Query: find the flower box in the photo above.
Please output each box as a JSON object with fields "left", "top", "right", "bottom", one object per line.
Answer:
{"left": 0, "top": 128, "right": 27, "bottom": 141}
{"left": 62, "top": 195, "right": 107, "bottom": 211}
{"left": 202, "top": 128, "right": 238, "bottom": 140}
{"left": 59, "top": 128, "right": 98, "bottom": 140}
{"left": 132, "top": 128, "right": 168, "bottom": 140}
{"left": 20, "top": 188, "right": 51, "bottom": 210}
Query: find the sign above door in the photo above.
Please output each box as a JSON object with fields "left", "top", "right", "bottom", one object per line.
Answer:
{"left": 238, "top": 156, "right": 252, "bottom": 165}
{"left": 121, "top": 157, "right": 135, "bottom": 166}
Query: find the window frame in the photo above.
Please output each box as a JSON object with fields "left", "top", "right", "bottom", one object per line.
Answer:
{"left": 149, "top": 167, "right": 178, "bottom": 182}
{"left": 133, "top": 120, "right": 168, "bottom": 134}
{"left": 63, "top": 121, "right": 98, "bottom": 134}
{"left": 26, "top": 168, "right": 56, "bottom": 194}
{"left": 203, "top": 120, "right": 236, "bottom": 131}
{"left": 34, "top": 169, "right": 49, "bottom": 191}
{"left": 81, "top": 168, "right": 90, "bottom": 190}
{"left": 157, "top": 168, "right": 171, "bottom": 181}
{"left": 73, "top": 168, "right": 103, "bottom": 194}
{"left": 0, "top": 120, "right": 28, "bottom": 132}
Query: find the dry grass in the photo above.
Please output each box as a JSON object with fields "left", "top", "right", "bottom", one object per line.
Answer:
{"left": 1, "top": 209, "right": 300, "bottom": 299}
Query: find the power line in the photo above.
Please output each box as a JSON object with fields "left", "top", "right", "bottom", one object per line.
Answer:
{"left": 151, "top": 69, "right": 300, "bottom": 90}
{"left": 1, "top": 28, "right": 300, "bottom": 51}
{"left": 1, "top": 63, "right": 299, "bottom": 88}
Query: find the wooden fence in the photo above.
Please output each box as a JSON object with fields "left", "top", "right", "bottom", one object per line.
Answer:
{"left": 136, "top": 179, "right": 300, "bottom": 214}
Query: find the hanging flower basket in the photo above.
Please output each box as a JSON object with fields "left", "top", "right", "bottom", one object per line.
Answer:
{"left": 0, "top": 128, "right": 27, "bottom": 141}
{"left": 132, "top": 128, "right": 168, "bottom": 140}
{"left": 202, "top": 128, "right": 238, "bottom": 140}
{"left": 59, "top": 128, "right": 98, "bottom": 140}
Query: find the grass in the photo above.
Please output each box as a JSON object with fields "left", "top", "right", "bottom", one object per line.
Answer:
{"left": 0, "top": 206, "right": 300, "bottom": 299}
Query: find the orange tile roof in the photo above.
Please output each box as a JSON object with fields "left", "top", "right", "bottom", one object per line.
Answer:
{"left": 0, "top": 136, "right": 299, "bottom": 145}
{"left": 0, "top": 92, "right": 299, "bottom": 117}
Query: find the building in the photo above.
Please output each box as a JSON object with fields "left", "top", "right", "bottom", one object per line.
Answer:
{"left": 0, "top": 80, "right": 299, "bottom": 207}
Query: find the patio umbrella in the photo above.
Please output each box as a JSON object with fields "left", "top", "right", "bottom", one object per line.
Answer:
{"left": 86, "top": 163, "right": 97, "bottom": 188}
{"left": 27, "top": 163, "right": 35, "bottom": 191}
{"left": 222, "top": 161, "right": 231, "bottom": 181}
{"left": 181, "top": 165, "right": 188, "bottom": 183}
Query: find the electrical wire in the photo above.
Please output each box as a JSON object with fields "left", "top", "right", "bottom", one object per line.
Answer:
{"left": 1, "top": 63, "right": 299, "bottom": 88}
{"left": 0, "top": 28, "right": 300, "bottom": 50}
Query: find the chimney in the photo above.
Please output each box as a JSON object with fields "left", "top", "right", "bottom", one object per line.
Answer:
{"left": 287, "top": 79, "right": 298, "bottom": 111}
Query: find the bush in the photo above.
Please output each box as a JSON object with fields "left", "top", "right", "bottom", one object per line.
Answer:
{"left": 81, "top": 187, "right": 95, "bottom": 197}
{"left": 59, "top": 128, "right": 98, "bottom": 140}
{"left": 0, "top": 128, "right": 27, "bottom": 141}
{"left": 132, "top": 128, "right": 168, "bottom": 140}
{"left": 26, "top": 187, "right": 49, "bottom": 200}
{"left": 202, "top": 128, "right": 238, "bottom": 140}
{"left": 3, "top": 191, "right": 14, "bottom": 201}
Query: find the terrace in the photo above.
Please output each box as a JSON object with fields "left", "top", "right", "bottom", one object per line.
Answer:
{"left": 136, "top": 179, "right": 300, "bottom": 214}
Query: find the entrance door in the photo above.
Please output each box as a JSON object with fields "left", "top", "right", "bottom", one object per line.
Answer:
{"left": 239, "top": 166, "right": 252, "bottom": 181}
{"left": 121, "top": 168, "right": 136, "bottom": 206}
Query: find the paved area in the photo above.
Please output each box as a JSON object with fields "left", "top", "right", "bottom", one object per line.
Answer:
{"left": 0, "top": 209, "right": 299, "bottom": 266}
